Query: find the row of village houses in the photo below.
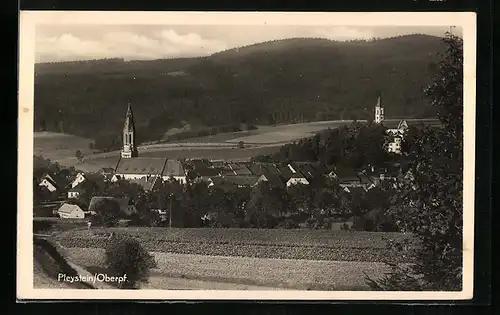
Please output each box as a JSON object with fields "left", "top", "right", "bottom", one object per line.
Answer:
{"left": 37, "top": 158, "right": 406, "bottom": 219}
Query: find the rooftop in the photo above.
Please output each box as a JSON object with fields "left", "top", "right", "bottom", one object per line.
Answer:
{"left": 57, "top": 203, "right": 83, "bottom": 214}
{"left": 115, "top": 157, "right": 167, "bottom": 175}
{"left": 162, "top": 159, "right": 185, "bottom": 177}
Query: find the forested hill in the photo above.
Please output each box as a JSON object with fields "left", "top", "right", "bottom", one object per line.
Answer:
{"left": 34, "top": 34, "right": 445, "bottom": 147}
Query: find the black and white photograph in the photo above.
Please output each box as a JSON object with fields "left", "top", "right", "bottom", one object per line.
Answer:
{"left": 17, "top": 11, "right": 476, "bottom": 300}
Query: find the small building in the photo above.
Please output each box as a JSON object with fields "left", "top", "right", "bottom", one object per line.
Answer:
{"left": 57, "top": 203, "right": 86, "bottom": 219}
{"left": 69, "top": 172, "right": 86, "bottom": 189}
{"left": 67, "top": 185, "right": 84, "bottom": 199}
{"left": 286, "top": 173, "right": 310, "bottom": 187}
{"left": 39, "top": 176, "right": 58, "bottom": 192}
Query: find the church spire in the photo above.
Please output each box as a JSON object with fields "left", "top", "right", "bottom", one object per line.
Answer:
{"left": 123, "top": 101, "right": 135, "bottom": 133}
{"left": 374, "top": 92, "right": 384, "bottom": 124}
{"left": 121, "top": 101, "right": 138, "bottom": 158}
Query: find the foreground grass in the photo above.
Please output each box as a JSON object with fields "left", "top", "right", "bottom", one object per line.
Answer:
{"left": 56, "top": 227, "right": 415, "bottom": 263}
{"left": 66, "top": 247, "right": 387, "bottom": 290}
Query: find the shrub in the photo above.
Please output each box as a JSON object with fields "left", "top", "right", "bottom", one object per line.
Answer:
{"left": 94, "top": 199, "right": 121, "bottom": 227}
{"left": 105, "top": 236, "right": 156, "bottom": 289}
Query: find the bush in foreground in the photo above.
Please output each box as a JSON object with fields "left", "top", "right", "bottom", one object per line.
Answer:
{"left": 105, "top": 236, "right": 156, "bottom": 289}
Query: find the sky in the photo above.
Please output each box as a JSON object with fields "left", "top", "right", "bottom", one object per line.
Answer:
{"left": 35, "top": 25, "right": 459, "bottom": 63}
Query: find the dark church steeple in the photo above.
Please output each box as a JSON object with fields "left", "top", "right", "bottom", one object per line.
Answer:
{"left": 121, "top": 101, "right": 138, "bottom": 158}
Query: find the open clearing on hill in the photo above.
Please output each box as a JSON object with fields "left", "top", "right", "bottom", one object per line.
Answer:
{"left": 34, "top": 132, "right": 95, "bottom": 161}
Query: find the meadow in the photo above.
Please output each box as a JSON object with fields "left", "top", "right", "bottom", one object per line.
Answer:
{"left": 66, "top": 247, "right": 392, "bottom": 290}
{"left": 55, "top": 227, "right": 415, "bottom": 262}
{"left": 40, "top": 222, "right": 416, "bottom": 290}
{"left": 34, "top": 132, "right": 95, "bottom": 161}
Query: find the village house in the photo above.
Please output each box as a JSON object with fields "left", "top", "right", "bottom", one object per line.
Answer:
{"left": 57, "top": 203, "right": 86, "bottom": 219}
{"left": 69, "top": 172, "right": 86, "bottom": 189}
{"left": 67, "top": 185, "right": 84, "bottom": 199}
{"left": 329, "top": 168, "right": 368, "bottom": 192}
{"left": 38, "top": 173, "right": 66, "bottom": 193}
{"left": 286, "top": 172, "right": 310, "bottom": 187}
{"left": 256, "top": 173, "right": 286, "bottom": 189}
{"left": 38, "top": 176, "right": 58, "bottom": 192}
{"left": 277, "top": 165, "right": 294, "bottom": 182}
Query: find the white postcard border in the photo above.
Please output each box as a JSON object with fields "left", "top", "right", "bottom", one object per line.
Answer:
{"left": 18, "top": 11, "right": 477, "bottom": 300}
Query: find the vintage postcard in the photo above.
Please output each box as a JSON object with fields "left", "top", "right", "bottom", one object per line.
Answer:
{"left": 18, "top": 11, "right": 476, "bottom": 300}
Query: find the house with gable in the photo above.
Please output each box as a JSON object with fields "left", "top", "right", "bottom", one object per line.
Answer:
{"left": 38, "top": 174, "right": 58, "bottom": 193}
{"left": 57, "top": 203, "right": 86, "bottom": 219}
{"left": 69, "top": 172, "right": 86, "bottom": 189}
{"left": 329, "top": 168, "right": 370, "bottom": 192}
{"left": 162, "top": 159, "right": 187, "bottom": 184}
{"left": 67, "top": 185, "right": 84, "bottom": 199}
{"left": 256, "top": 173, "right": 286, "bottom": 190}
{"left": 286, "top": 172, "right": 310, "bottom": 187}
{"left": 38, "top": 172, "right": 71, "bottom": 199}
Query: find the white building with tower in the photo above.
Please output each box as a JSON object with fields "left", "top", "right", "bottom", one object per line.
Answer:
{"left": 112, "top": 102, "right": 187, "bottom": 189}
{"left": 374, "top": 94, "right": 408, "bottom": 154}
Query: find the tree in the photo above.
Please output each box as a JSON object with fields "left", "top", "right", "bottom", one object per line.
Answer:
{"left": 368, "top": 32, "right": 464, "bottom": 291}
{"left": 94, "top": 198, "right": 121, "bottom": 227}
{"left": 105, "top": 236, "right": 156, "bottom": 289}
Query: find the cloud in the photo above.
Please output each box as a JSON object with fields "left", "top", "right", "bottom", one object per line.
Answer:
{"left": 35, "top": 29, "right": 227, "bottom": 62}
{"left": 313, "top": 26, "right": 375, "bottom": 41}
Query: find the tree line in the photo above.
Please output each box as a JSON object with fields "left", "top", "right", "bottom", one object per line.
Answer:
{"left": 252, "top": 121, "right": 399, "bottom": 170}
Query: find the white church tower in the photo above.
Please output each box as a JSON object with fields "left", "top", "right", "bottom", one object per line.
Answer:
{"left": 374, "top": 94, "right": 384, "bottom": 124}
{"left": 121, "top": 101, "right": 139, "bottom": 158}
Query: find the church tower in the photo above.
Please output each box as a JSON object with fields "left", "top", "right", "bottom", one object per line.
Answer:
{"left": 374, "top": 93, "right": 384, "bottom": 124}
{"left": 121, "top": 101, "right": 138, "bottom": 158}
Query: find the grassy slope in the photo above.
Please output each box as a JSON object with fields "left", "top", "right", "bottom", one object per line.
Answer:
{"left": 33, "top": 236, "right": 114, "bottom": 289}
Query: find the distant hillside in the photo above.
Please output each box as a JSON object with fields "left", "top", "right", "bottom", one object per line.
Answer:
{"left": 34, "top": 34, "right": 445, "bottom": 150}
